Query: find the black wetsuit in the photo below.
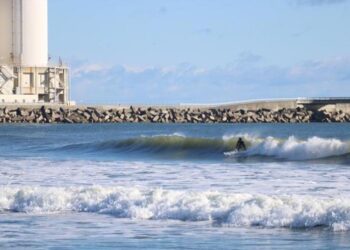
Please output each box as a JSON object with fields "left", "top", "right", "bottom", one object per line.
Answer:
{"left": 236, "top": 139, "right": 246, "bottom": 151}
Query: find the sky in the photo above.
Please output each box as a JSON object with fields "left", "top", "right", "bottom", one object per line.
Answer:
{"left": 49, "top": 0, "right": 350, "bottom": 104}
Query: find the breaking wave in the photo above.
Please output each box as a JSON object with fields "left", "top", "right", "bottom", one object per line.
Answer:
{"left": 226, "top": 136, "right": 350, "bottom": 161}
{"left": 57, "top": 134, "right": 350, "bottom": 161}
{"left": 59, "top": 135, "right": 250, "bottom": 159}
{"left": 1, "top": 186, "right": 350, "bottom": 231}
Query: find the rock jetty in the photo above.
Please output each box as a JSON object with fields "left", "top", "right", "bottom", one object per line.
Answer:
{"left": 0, "top": 106, "right": 349, "bottom": 124}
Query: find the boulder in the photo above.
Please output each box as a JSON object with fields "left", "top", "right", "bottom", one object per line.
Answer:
{"left": 91, "top": 112, "right": 99, "bottom": 122}
{"left": 63, "top": 117, "right": 74, "bottom": 124}
{"left": 152, "top": 115, "right": 159, "bottom": 122}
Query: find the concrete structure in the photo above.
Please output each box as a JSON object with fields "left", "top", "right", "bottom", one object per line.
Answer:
{"left": 0, "top": 0, "right": 69, "bottom": 104}
{"left": 181, "top": 98, "right": 350, "bottom": 112}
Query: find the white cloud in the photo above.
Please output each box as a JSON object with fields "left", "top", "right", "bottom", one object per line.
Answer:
{"left": 69, "top": 56, "right": 350, "bottom": 104}
{"left": 72, "top": 63, "right": 112, "bottom": 78}
{"left": 122, "top": 65, "right": 154, "bottom": 74}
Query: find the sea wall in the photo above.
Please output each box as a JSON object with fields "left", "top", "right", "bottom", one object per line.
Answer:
{"left": 0, "top": 105, "right": 350, "bottom": 123}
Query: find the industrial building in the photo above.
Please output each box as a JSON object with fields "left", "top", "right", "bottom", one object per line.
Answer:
{"left": 0, "top": 0, "right": 69, "bottom": 104}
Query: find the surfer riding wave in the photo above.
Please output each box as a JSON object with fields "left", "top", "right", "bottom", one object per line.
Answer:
{"left": 236, "top": 137, "right": 247, "bottom": 151}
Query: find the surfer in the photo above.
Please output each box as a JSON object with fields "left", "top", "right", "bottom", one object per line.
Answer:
{"left": 236, "top": 137, "right": 246, "bottom": 152}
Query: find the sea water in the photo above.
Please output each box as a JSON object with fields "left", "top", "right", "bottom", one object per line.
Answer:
{"left": 1, "top": 123, "right": 350, "bottom": 249}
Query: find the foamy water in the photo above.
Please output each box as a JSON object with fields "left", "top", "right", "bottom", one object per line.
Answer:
{"left": 2, "top": 186, "right": 350, "bottom": 231}
{"left": 225, "top": 136, "right": 350, "bottom": 160}
{"left": 1, "top": 123, "right": 350, "bottom": 249}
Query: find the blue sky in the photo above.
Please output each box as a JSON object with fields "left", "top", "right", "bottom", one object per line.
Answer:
{"left": 49, "top": 0, "right": 350, "bottom": 104}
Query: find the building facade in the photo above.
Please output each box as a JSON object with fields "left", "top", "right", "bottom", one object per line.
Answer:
{"left": 0, "top": 0, "right": 69, "bottom": 104}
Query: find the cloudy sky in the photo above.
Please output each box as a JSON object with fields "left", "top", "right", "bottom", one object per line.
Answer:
{"left": 49, "top": 0, "right": 350, "bottom": 104}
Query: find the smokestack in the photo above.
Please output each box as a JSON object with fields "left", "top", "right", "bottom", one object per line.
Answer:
{"left": 0, "top": 0, "right": 48, "bottom": 66}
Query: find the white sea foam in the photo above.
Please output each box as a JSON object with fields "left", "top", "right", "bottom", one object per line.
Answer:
{"left": 226, "top": 136, "right": 350, "bottom": 160}
{"left": 1, "top": 186, "right": 350, "bottom": 231}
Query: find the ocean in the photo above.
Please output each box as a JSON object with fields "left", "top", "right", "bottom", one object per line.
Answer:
{"left": 1, "top": 123, "right": 350, "bottom": 249}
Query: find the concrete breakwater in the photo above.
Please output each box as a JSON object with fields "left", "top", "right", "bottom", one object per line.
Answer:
{"left": 0, "top": 105, "right": 350, "bottom": 123}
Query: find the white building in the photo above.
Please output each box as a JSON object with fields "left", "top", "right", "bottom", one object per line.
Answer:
{"left": 0, "top": 0, "right": 69, "bottom": 104}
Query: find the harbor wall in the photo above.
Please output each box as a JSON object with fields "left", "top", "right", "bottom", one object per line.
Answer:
{"left": 0, "top": 104, "right": 350, "bottom": 123}
{"left": 0, "top": 99, "right": 350, "bottom": 123}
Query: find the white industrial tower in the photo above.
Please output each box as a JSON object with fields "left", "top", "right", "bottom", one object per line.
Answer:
{"left": 0, "top": 0, "right": 69, "bottom": 104}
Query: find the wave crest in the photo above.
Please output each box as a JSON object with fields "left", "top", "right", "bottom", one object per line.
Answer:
{"left": 60, "top": 135, "right": 249, "bottom": 159}
{"left": 227, "top": 136, "right": 350, "bottom": 160}
{"left": 58, "top": 134, "right": 350, "bottom": 161}
{"left": 1, "top": 186, "right": 350, "bottom": 231}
